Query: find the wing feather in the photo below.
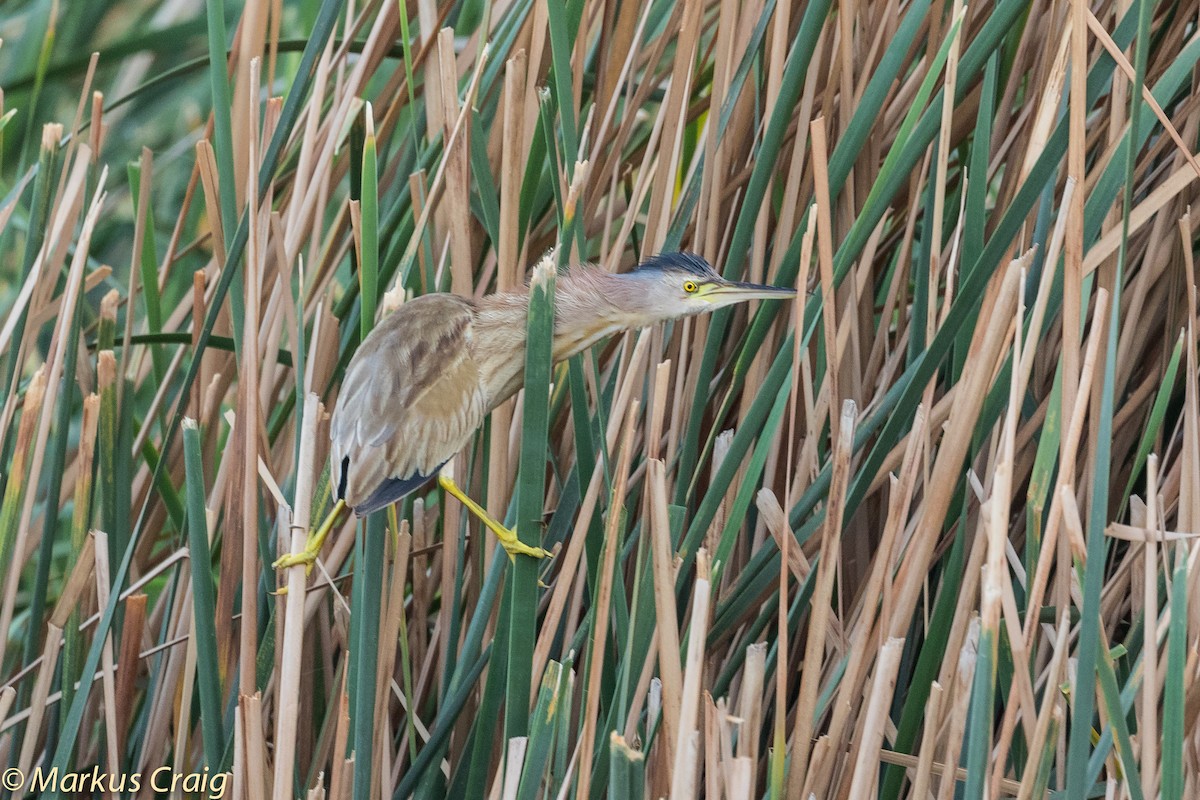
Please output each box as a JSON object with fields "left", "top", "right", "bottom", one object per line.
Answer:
{"left": 331, "top": 294, "right": 487, "bottom": 512}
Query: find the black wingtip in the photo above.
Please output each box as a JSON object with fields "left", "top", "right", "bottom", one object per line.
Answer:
{"left": 353, "top": 467, "right": 443, "bottom": 516}
{"left": 337, "top": 456, "right": 350, "bottom": 502}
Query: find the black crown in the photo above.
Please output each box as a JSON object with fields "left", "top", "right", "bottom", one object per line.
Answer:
{"left": 635, "top": 251, "right": 714, "bottom": 276}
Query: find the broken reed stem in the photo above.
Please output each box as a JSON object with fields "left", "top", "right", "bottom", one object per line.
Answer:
{"left": 670, "top": 551, "right": 712, "bottom": 800}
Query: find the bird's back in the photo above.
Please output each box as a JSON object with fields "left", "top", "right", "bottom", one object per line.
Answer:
{"left": 331, "top": 293, "right": 489, "bottom": 514}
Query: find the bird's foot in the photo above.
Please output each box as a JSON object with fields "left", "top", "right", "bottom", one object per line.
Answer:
{"left": 438, "top": 473, "right": 549, "bottom": 561}
{"left": 273, "top": 548, "right": 318, "bottom": 575}
{"left": 495, "top": 527, "right": 549, "bottom": 561}
{"left": 272, "top": 499, "right": 346, "bottom": 577}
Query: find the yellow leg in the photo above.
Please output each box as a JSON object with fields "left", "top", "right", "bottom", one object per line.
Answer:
{"left": 274, "top": 498, "right": 349, "bottom": 574}
{"left": 437, "top": 474, "right": 548, "bottom": 561}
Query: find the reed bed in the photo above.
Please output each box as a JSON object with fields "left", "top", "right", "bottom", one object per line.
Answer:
{"left": 0, "top": 0, "right": 1198, "bottom": 796}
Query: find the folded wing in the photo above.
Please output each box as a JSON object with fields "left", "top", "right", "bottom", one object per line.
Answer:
{"left": 331, "top": 294, "right": 487, "bottom": 514}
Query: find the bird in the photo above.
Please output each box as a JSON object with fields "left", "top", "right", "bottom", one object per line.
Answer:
{"left": 274, "top": 251, "right": 795, "bottom": 571}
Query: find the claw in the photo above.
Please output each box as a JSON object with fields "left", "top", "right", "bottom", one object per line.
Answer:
{"left": 499, "top": 536, "right": 548, "bottom": 561}
{"left": 496, "top": 527, "right": 549, "bottom": 561}
{"left": 439, "top": 473, "right": 549, "bottom": 563}
{"left": 273, "top": 550, "right": 318, "bottom": 575}
{"left": 273, "top": 499, "right": 347, "bottom": 576}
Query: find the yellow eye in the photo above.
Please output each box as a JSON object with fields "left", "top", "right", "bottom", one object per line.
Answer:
{"left": 683, "top": 281, "right": 698, "bottom": 293}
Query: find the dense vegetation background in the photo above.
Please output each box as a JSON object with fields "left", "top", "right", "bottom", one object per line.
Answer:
{"left": 0, "top": 0, "right": 1197, "bottom": 796}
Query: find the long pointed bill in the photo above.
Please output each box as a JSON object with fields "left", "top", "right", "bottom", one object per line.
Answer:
{"left": 704, "top": 280, "right": 798, "bottom": 307}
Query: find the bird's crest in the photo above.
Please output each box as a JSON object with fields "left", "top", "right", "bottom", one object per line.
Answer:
{"left": 634, "top": 251, "right": 713, "bottom": 276}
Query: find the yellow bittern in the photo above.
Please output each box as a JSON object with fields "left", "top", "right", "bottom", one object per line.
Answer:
{"left": 275, "top": 252, "right": 794, "bottom": 570}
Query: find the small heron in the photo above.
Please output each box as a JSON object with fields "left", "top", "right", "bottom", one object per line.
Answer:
{"left": 275, "top": 252, "right": 795, "bottom": 570}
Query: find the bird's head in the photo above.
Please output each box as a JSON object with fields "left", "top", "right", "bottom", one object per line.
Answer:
{"left": 621, "top": 252, "right": 797, "bottom": 320}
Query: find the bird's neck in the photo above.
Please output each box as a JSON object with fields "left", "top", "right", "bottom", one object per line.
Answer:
{"left": 474, "top": 267, "right": 649, "bottom": 404}
{"left": 550, "top": 268, "right": 648, "bottom": 360}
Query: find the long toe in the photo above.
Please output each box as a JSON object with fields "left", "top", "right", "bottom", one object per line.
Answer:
{"left": 501, "top": 539, "right": 547, "bottom": 560}
{"left": 273, "top": 551, "right": 317, "bottom": 570}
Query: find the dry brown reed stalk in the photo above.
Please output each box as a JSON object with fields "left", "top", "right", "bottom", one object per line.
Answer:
{"left": 671, "top": 549, "right": 712, "bottom": 799}
{"left": 792, "top": 399, "right": 856, "bottom": 796}
{"left": 576, "top": 399, "right": 639, "bottom": 800}
{"left": 649, "top": 457, "right": 683, "bottom": 765}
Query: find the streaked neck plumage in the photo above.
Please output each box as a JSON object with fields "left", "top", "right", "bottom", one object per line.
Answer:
{"left": 473, "top": 267, "right": 654, "bottom": 406}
